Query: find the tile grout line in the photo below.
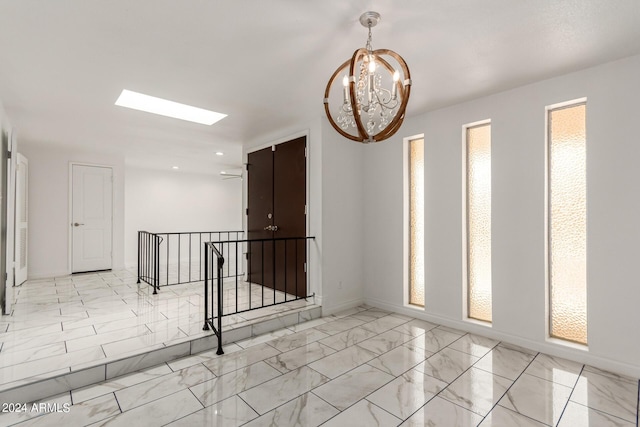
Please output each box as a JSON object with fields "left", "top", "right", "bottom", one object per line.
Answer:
{"left": 553, "top": 364, "right": 586, "bottom": 426}
{"left": 236, "top": 392, "right": 261, "bottom": 420}
{"left": 313, "top": 387, "right": 403, "bottom": 426}
{"left": 475, "top": 350, "right": 541, "bottom": 426}
{"left": 184, "top": 387, "right": 206, "bottom": 419}
{"left": 299, "top": 317, "right": 416, "bottom": 422}
{"left": 308, "top": 389, "right": 342, "bottom": 415}
{"left": 104, "top": 366, "right": 211, "bottom": 415}
{"left": 111, "top": 391, "right": 123, "bottom": 416}
{"left": 396, "top": 340, "right": 503, "bottom": 423}
{"left": 14, "top": 300, "right": 637, "bottom": 427}
{"left": 246, "top": 359, "right": 397, "bottom": 425}
{"left": 357, "top": 363, "right": 412, "bottom": 421}
{"left": 573, "top": 368, "right": 640, "bottom": 424}
{"left": 299, "top": 322, "right": 478, "bottom": 424}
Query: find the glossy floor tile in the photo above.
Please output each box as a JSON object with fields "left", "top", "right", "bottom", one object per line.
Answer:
{"left": 1, "top": 302, "right": 638, "bottom": 427}
{"left": 0, "top": 269, "right": 312, "bottom": 389}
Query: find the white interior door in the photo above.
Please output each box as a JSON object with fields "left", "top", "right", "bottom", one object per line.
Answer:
{"left": 72, "top": 164, "right": 113, "bottom": 273}
{"left": 15, "top": 153, "right": 27, "bottom": 285}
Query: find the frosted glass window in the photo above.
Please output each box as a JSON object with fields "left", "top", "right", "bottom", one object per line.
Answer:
{"left": 466, "top": 123, "right": 492, "bottom": 322}
{"left": 548, "top": 103, "right": 587, "bottom": 345}
{"left": 409, "top": 138, "right": 425, "bottom": 307}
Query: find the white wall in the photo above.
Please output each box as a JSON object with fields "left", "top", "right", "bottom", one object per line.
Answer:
{"left": 320, "top": 119, "right": 365, "bottom": 312}
{"left": 124, "top": 166, "right": 242, "bottom": 266}
{"left": 363, "top": 54, "right": 640, "bottom": 378}
{"left": 0, "top": 101, "right": 17, "bottom": 313}
{"left": 19, "top": 143, "right": 126, "bottom": 278}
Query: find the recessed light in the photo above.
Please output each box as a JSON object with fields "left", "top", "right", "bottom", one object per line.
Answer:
{"left": 215, "top": 152, "right": 224, "bottom": 156}
{"left": 172, "top": 166, "right": 179, "bottom": 170}
{"left": 115, "top": 89, "right": 227, "bottom": 125}
{"left": 220, "top": 171, "right": 227, "bottom": 175}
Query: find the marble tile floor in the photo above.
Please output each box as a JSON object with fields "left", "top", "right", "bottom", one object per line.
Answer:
{"left": 2, "top": 305, "right": 638, "bottom": 426}
{"left": 155, "top": 259, "right": 243, "bottom": 286}
{"left": 0, "top": 270, "right": 313, "bottom": 396}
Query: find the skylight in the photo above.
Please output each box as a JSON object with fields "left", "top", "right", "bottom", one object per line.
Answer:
{"left": 115, "top": 89, "right": 227, "bottom": 125}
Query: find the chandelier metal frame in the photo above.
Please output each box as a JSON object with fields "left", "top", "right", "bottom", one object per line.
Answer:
{"left": 324, "top": 11, "right": 412, "bottom": 143}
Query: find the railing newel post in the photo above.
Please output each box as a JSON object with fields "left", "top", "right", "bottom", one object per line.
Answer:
{"left": 216, "top": 251, "right": 224, "bottom": 355}
{"left": 203, "top": 242, "right": 210, "bottom": 331}
{"left": 154, "top": 234, "right": 160, "bottom": 294}
{"left": 137, "top": 231, "right": 141, "bottom": 284}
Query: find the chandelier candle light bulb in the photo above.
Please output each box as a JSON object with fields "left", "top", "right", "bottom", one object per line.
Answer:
{"left": 392, "top": 70, "right": 400, "bottom": 99}
{"left": 343, "top": 75, "right": 350, "bottom": 103}
{"left": 368, "top": 56, "right": 376, "bottom": 73}
{"left": 323, "top": 11, "right": 412, "bottom": 143}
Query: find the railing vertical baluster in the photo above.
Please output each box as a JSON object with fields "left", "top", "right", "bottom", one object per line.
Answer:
{"left": 141, "top": 233, "right": 145, "bottom": 286}
{"left": 142, "top": 232, "right": 146, "bottom": 285}
{"left": 284, "top": 240, "right": 288, "bottom": 302}
{"left": 295, "top": 237, "right": 299, "bottom": 298}
{"left": 148, "top": 233, "right": 152, "bottom": 292}
{"left": 149, "top": 233, "right": 152, "bottom": 289}
{"left": 273, "top": 239, "right": 276, "bottom": 304}
{"left": 203, "top": 242, "right": 209, "bottom": 331}
{"left": 235, "top": 241, "right": 238, "bottom": 313}
{"left": 188, "top": 233, "right": 192, "bottom": 283}
{"left": 199, "top": 233, "right": 203, "bottom": 281}
{"left": 178, "top": 234, "right": 181, "bottom": 284}
{"left": 221, "top": 239, "right": 225, "bottom": 279}
{"left": 261, "top": 240, "right": 264, "bottom": 308}
{"left": 152, "top": 234, "right": 155, "bottom": 293}
{"left": 246, "top": 242, "right": 249, "bottom": 312}
{"left": 227, "top": 241, "right": 231, "bottom": 278}
{"left": 145, "top": 233, "right": 149, "bottom": 289}
{"left": 137, "top": 231, "right": 141, "bottom": 284}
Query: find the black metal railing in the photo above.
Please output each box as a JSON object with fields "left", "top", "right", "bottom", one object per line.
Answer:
{"left": 137, "top": 231, "right": 162, "bottom": 294}
{"left": 203, "top": 236, "right": 315, "bottom": 354}
{"left": 137, "top": 230, "right": 244, "bottom": 292}
{"left": 203, "top": 241, "right": 225, "bottom": 354}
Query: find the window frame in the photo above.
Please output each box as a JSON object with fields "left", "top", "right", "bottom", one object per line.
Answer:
{"left": 462, "top": 119, "right": 493, "bottom": 325}
{"left": 404, "top": 133, "right": 425, "bottom": 310}
{"left": 544, "top": 98, "right": 589, "bottom": 347}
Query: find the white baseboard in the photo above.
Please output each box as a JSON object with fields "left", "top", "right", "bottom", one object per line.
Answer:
{"left": 312, "top": 294, "right": 323, "bottom": 307}
{"left": 321, "top": 297, "right": 365, "bottom": 316}
{"left": 27, "top": 270, "right": 71, "bottom": 280}
{"left": 366, "top": 296, "right": 640, "bottom": 380}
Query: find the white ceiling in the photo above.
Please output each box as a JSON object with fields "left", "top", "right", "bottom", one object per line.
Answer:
{"left": 1, "top": 1, "right": 639, "bottom": 174}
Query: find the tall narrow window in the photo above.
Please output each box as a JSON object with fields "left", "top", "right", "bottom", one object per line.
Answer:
{"left": 409, "top": 138, "right": 425, "bottom": 307}
{"left": 548, "top": 102, "right": 587, "bottom": 345}
{"left": 466, "top": 123, "right": 492, "bottom": 322}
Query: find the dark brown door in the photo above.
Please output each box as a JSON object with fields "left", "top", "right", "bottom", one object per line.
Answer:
{"left": 247, "top": 146, "right": 274, "bottom": 290}
{"left": 274, "top": 137, "right": 307, "bottom": 298}
{"left": 247, "top": 136, "right": 307, "bottom": 298}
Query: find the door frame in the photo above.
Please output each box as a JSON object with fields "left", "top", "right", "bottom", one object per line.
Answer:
{"left": 14, "top": 152, "right": 27, "bottom": 286}
{"left": 4, "top": 130, "right": 17, "bottom": 313}
{"left": 243, "top": 130, "right": 311, "bottom": 284}
{"left": 68, "top": 162, "right": 115, "bottom": 274}
{"left": 0, "top": 128, "right": 13, "bottom": 314}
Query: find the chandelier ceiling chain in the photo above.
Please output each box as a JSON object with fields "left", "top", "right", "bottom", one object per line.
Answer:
{"left": 365, "top": 21, "right": 373, "bottom": 52}
{"left": 324, "top": 11, "right": 412, "bottom": 143}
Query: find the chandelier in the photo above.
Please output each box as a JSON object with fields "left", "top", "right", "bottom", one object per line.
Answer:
{"left": 324, "top": 11, "right": 412, "bottom": 143}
